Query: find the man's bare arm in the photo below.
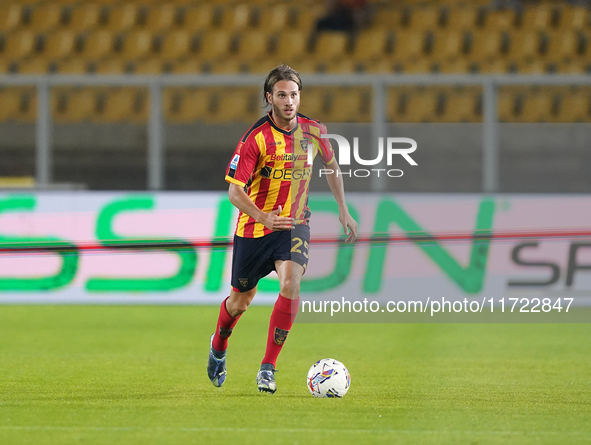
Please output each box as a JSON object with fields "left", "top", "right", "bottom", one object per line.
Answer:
{"left": 323, "top": 162, "right": 358, "bottom": 243}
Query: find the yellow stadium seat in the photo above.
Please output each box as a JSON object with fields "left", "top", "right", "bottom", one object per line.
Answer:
{"left": 557, "top": 6, "right": 589, "bottom": 31}
{"left": 478, "top": 58, "right": 509, "bottom": 73}
{"left": 0, "top": 59, "right": 12, "bottom": 74}
{"left": 55, "top": 58, "right": 90, "bottom": 74}
{"left": 299, "top": 87, "right": 330, "bottom": 122}
{"left": 438, "top": 88, "right": 481, "bottom": 123}
{"left": 507, "top": 30, "right": 542, "bottom": 62}
{"left": 557, "top": 59, "right": 591, "bottom": 74}
{"left": 556, "top": 89, "right": 591, "bottom": 122}
{"left": 103, "top": 4, "right": 138, "bottom": 32}
{"left": 329, "top": 88, "right": 371, "bottom": 123}
{"left": 293, "top": 5, "right": 324, "bottom": 31}
{"left": 273, "top": 30, "right": 310, "bottom": 61}
{"left": 235, "top": 30, "right": 270, "bottom": 61}
{"left": 444, "top": 6, "right": 480, "bottom": 31}
{"left": 516, "top": 89, "right": 558, "bottom": 123}
{"left": 498, "top": 87, "right": 523, "bottom": 122}
{"left": 170, "top": 59, "right": 203, "bottom": 74}
{"left": 133, "top": 57, "right": 165, "bottom": 74}
{"left": 430, "top": 30, "right": 464, "bottom": 62}
{"left": 28, "top": 4, "right": 64, "bottom": 33}
{"left": 372, "top": 9, "right": 403, "bottom": 28}
{"left": 237, "top": 0, "right": 269, "bottom": 5}
{"left": 80, "top": 30, "right": 115, "bottom": 60}
{"left": 518, "top": 5, "right": 554, "bottom": 31}
{"left": 363, "top": 58, "right": 396, "bottom": 73}
{"left": 65, "top": 4, "right": 101, "bottom": 33}
{"left": 312, "top": 32, "right": 350, "bottom": 62}
{"left": 88, "top": 0, "right": 120, "bottom": 4}
{"left": 514, "top": 59, "right": 549, "bottom": 74}
{"left": 218, "top": 4, "right": 252, "bottom": 31}
{"left": 18, "top": 58, "right": 50, "bottom": 74}
{"left": 0, "top": 88, "right": 36, "bottom": 122}
{"left": 255, "top": 4, "right": 291, "bottom": 32}
{"left": 210, "top": 88, "right": 260, "bottom": 123}
{"left": 52, "top": 88, "right": 98, "bottom": 123}
{"left": 43, "top": 30, "right": 76, "bottom": 60}
{"left": 182, "top": 4, "right": 216, "bottom": 32}
{"left": 159, "top": 30, "right": 192, "bottom": 61}
{"left": 0, "top": 4, "right": 22, "bottom": 32}
{"left": 467, "top": 30, "right": 504, "bottom": 63}
{"left": 543, "top": 31, "right": 578, "bottom": 64}
{"left": 288, "top": 59, "right": 317, "bottom": 74}
{"left": 408, "top": 7, "right": 442, "bottom": 31}
{"left": 392, "top": 30, "right": 426, "bottom": 61}
{"left": 94, "top": 88, "right": 147, "bottom": 123}
{"left": 247, "top": 59, "right": 285, "bottom": 75}
{"left": 437, "top": 58, "right": 473, "bottom": 74}
{"left": 351, "top": 29, "right": 390, "bottom": 62}
{"left": 141, "top": 4, "right": 177, "bottom": 32}
{"left": 164, "top": 88, "right": 214, "bottom": 123}
{"left": 198, "top": 30, "right": 232, "bottom": 60}
{"left": 400, "top": 58, "right": 436, "bottom": 73}
{"left": 118, "top": 30, "right": 154, "bottom": 60}
{"left": 323, "top": 58, "right": 358, "bottom": 74}
{"left": 483, "top": 9, "right": 515, "bottom": 31}
{"left": 206, "top": 59, "right": 244, "bottom": 74}
{"left": 116, "top": 0, "right": 158, "bottom": 4}
{"left": 2, "top": 31, "right": 36, "bottom": 60}
{"left": 387, "top": 88, "right": 439, "bottom": 123}
{"left": 94, "top": 58, "right": 129, "bottom": 74}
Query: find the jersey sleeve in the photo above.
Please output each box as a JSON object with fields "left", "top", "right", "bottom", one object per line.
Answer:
{"left": 317, "top": 122, "right": 335, "bottom": 166}
{"left": 225, "top": 134, "right": 260, "bottom": 188}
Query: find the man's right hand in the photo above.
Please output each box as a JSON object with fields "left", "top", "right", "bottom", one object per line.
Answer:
{"left": 258, "top": 205, "right": 295, "bottom": 231}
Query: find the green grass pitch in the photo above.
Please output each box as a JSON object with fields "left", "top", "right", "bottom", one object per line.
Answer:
{"left": 0, "top": 305, "right": 590, "bottom": 444}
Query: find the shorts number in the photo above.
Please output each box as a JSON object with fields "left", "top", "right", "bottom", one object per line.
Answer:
{"left": 291, "top": 237, "right": 309, "bottom": 259}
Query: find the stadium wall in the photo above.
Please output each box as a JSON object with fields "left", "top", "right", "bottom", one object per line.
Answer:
{"left": 1, "top": 191, "right": 590, "bottom": 305}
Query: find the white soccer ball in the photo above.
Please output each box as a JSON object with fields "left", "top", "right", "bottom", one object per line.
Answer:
{"left": 307, "top": 358, "right": 350, "bottom": 398}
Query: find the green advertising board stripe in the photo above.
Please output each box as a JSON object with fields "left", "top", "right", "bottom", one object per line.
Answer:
{"left": 0, "top": 195, "right": 79, "bottom": 291}
{"left": 86, "top": 196, "right": 198, "bottom": 292}
{"left": 0, "top": 193, "right": 498, "bottom": 296}
{"left": 364, "top": 198, "right": 495, "bottom": 294}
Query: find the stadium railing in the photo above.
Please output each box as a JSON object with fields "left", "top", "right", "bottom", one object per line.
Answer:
{"left": 1, "top": 73, "right": 590, "bottom": 193}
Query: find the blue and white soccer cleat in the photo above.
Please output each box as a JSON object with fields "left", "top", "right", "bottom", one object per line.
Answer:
{"left": 207, "top": 334, "right": 227, "bottom": 387}
{"left": 256, "top": 365, "right": 277, "bottom": 394}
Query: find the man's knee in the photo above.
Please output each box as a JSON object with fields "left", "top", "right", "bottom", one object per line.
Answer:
{"left": 229, "top": 301, "right": 249, "bottom": 317}
{"left": 280, "top": 277, "right": 301, "bottom": 299}
{"left": 227, "top": 289, "right": 255, "bottom": 317}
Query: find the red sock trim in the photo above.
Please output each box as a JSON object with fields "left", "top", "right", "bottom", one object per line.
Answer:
{"left": 275, "top": 294, "right": 299, "bottom": 315}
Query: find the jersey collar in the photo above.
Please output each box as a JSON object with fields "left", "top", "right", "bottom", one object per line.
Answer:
{"left": 267, "top": 111, "right": 299, "bottom": 136}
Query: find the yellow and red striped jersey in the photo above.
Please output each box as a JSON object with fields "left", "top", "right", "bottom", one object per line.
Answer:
{"left": 225, "top": 111, "right": 335, "bottom": 238}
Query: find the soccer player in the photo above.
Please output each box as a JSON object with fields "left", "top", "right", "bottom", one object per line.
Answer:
{"left": 207, "top": 64, "right": 357, "bottom": 394}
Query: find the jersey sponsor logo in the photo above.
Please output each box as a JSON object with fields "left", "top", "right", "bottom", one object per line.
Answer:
{"left": 274, "top": 327, "right": 289, "bottom": 345}
{"left": 259, "top": 167, "right": 312, "bottom": 180}
{"left": 230, "top": 154, "right": 240, "bottom": 169}
{"left": 270, "top": 153, "right": 307, "bottom": 161}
